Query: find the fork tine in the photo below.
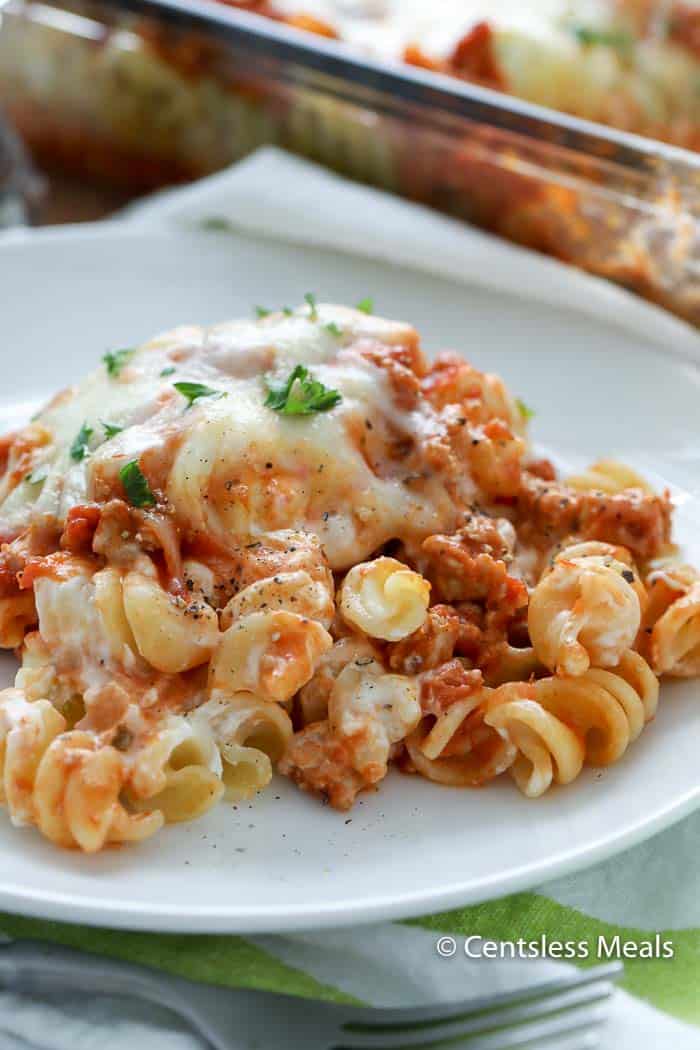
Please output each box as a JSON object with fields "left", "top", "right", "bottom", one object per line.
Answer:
{"left": 336, "top": 984, "right": 613, "bottom": 1050}
{"left": 336, "top": 1000, "right": 609, "bottom": 1050}
{"left": 340, "top": 964, "right": 621, "bottom": 1028}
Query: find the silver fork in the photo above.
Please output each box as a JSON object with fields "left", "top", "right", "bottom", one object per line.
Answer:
{"left": 0, "top": 936, "right": 621, "bottom": 1050}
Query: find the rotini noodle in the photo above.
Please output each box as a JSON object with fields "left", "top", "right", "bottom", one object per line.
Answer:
{"left": 466, "top": 420, "right": 525, "bottom": 499}
{"left": 122, "top": 569, "right": 219, "bottom": 673}
{"left": 328, "top": 659, "right": 420, "bottom": 783}
{"left": 220, "top": 569, "right": 334, "bottom": 631}
{"left": 34, "top": 731, "right": 164, "bottom": 851}
{"left": 210, "top": 610, "right": 332, "bottom": 703}
{"left": 93, "top": 567, "right": 139, "bottom": 666}
{"left": 567, "top": 459, "right": 654, "bottom": 494}
{"left": 529, "top": 541, "right": 644, "bottom": 676}
{"left": 297, "top": 635, "right": 379, "bottom": 726}
{"left": 528, "top": 650, "right": 658, "bottom": 769}
{"left": 126, "top": 717, "right": 224, "bottom": 824}
{"left": 0, "top": 689, "right": 65, "bottom": 824}
{"left": 0, "top": 593, "right": 37, "bottom": 649}
{"left": 408, "top": 650, "right": 658, "bottom": 798}
{"left": 484, "top": 683, "right": 585, "bottom": 797}
{"left": 406, "top": 697, "right": 517, "bottom": 788}
{"left": 642, "top": 562, "right": 700, "bottom": 677}
{"left": 339, "top": 557, "right": 430, "bottom": 641}
{"left": 193, "top": 694, "right": 293, "bottom": 800}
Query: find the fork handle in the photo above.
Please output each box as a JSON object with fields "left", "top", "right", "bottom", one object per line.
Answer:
{"left": 0, "top": 939, "right": 222, "bottom": 1042}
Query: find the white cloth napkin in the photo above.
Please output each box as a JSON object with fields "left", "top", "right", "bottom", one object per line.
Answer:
{"left": 2, "top": 147, "right": 700, "bottom": 1050}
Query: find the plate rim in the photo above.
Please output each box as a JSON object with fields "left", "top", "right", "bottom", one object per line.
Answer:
{"left": 0, "top": 782, "right": 698, "bottom": 932}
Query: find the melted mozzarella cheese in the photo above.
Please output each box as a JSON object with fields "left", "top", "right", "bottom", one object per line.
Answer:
{"left": 272, "top": 0, "right": 609, "bottom": 60}
{"left": 4, "top": 304, "right": 467, "bottom": 569}
{"left": 270, "top": 0, "right": 700, "bottom": 133}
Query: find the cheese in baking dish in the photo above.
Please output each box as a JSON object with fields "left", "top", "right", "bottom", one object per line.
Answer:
{"left": 255, "top": 0, "right": 700, "bottom": 149}
{"left": 0, "top": 301, "right": 695, "bottom": 852}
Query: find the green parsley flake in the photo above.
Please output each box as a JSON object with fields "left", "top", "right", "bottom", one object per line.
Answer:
{"left": 103, "top": 348, "right": 135, "bottom": 378}
{"left": 571, "top": 24, "right": 632, "bottom": 49}
{"left": 265, "top": 364, "right": 342, "bottom": 416}
{"left": 304, "top": 292, "right": 319, "bottom": 321}
{"left": 26, "top": 466, "right": 48, "bottom": 486}
{"left": 516, "top": 398, "right": 536, "bottom": 422}
{"left": 282, "top": 307, "right": 293, "bottom": 316}
{"left": 160, "top": 366, "right": 176, "bottom": 378}
{"left": 356, "top": 298, "right": 373, "bottom": 314}
{"left": 70, "top": 422, "right": 94, "bottom": 462}
{"left": 119, "top": 460, "right": 155, "bottom": 508}
{"left": 255, "top": 306, "right": 270, "bottom": 319}
{"left": 325, "top": 322, "right": 342, "bottom": 337}
{"left": 102, "top": 421, "right": 124, "bottom": 439}
{"left": 173, "top": 381, "right": 224, "bottom": 408}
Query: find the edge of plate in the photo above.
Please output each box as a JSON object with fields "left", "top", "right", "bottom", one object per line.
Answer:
{"left": 0, "top": 785, "right": 698, "bottom": 932}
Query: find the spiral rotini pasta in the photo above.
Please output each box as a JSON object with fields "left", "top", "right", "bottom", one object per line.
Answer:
{"left": 0, "top": 689, "right": 65, "bottom": 824}
{"left": 406, "top": 691, "right": 517, "bottom": 788}
{"left": 0, "top": 688, "right": 164, "bottom": 850}
{"left": 529, "top": 541, "right": 644, "bottom": 676}
{"left": 408, "top": 650, "right": 658, "bottom": 799}
{"left": 297, "top": 635, "right": 380, "bottom": 725}
{"left": 489, "top": 650, "right": 659, "bottom": 797}
{"left": 566, "top": 459, "right": 654, "bottom": 495}
{"left": 34, "top": 731, "right": 164, "bottom": 851}
{"left": 0, "top": 593, "right": 37, "bottom": 649}
{"left": 328, "top": 658, "right": 420, "bottom": 784}
{"left": 126, "top": 716, "right": 224, "bottom": 823}
{"left": 220, "top": 569, "right": 335, "bottom": 631}
{"left": 122, "top": 569, "right": 219, "bottom": 673}
{"left": 484, "top": 682, "right": 584, "bottom": 798}
{"left": 339, "top": 556, "right": 430, "bottom": 641}
{"left": 209, "top": 610, "right": 332, "bottom": 703}
{"left": 0, "top": 303, "right": 690, "bottom": 846}
{"left": 642, "top": 562, "right": 700, "bottom": 677}
{"left": 193, "top": 694, "right": 293, "bottom": 799}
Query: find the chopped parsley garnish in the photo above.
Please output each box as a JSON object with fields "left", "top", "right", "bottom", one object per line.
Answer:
{"left": 70, "top": 422, "right": 93, "bottom": 462}
{"left": 571, "top": 24, "right": 632, "bottom": 50}
{"left": 264, "top": 364, "right": 342, "bottom": 416}
{"left": 103, "top": 348, "right": 134, "bottom": 378}
{"left": 26, "top": 466, "right": 48, "bottom": 485}
{"left": 325, "top": 322, "right": 342, "bottom": 337}
{"left": 119, "top": 460, "right": 155, "bottom": 507}
{"left": 516, "top": 398, "right": 535, "bottom": 422}
{"left": 173, "top": 381, "right": 224, "bottom": 408}
{"left": 254, "top": 305, "right": 298, "bottom": 319}
{"left": 102, "top": 420, "right": 124, "bottom": 439}
{"left": 160, "top": 366, "right": 176, "bottom": 378}
{"left": 356, "top": 297, "right": 373, "bottom": 314}
{"left": 304, "top": 292, "right": 319, "bottom": 321}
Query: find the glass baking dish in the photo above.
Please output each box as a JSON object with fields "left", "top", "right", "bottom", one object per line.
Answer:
{"left": 0, "top": 0, "right": 698, "bottom": 324}
{"left": 0, "top": 106, "right": 44, "bottom": 226}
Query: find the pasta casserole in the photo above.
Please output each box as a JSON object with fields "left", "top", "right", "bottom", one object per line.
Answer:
{"left": 246, "top": 0, "right": 700, "bottom": 150}
{"left": 0, "top": 300, "right": 696, "bottom": 850}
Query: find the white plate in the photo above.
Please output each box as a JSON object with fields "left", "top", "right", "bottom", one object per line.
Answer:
{"left": 1, "top": 225, "right": 699, "bottom": 933}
